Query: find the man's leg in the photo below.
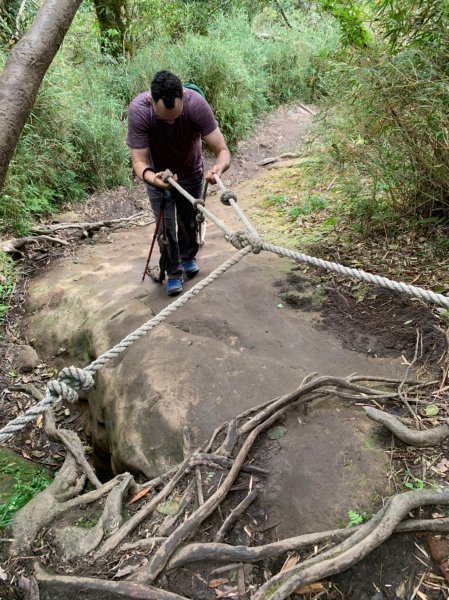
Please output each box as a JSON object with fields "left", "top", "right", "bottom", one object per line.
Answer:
{"left": 146, "top": 185, "right": 183, "bottom": 279}
{"left": 175, "top": 180, "right": 202, "bottom": 275}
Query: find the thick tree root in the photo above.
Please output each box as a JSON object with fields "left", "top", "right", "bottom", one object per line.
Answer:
{"left": 253, "top": 488, "right": 449, "bottom": 600}
{"left": 9, "top": 373, "right": 449, "bottom": 600}
{"left": 34, "top": 562, "right": 188, "bottom": 599}
{"left": 364, "top": 405, "right": 449, "bottom": 446}
{"left": 167, "top": 516, "right": 449, "bottom": 569}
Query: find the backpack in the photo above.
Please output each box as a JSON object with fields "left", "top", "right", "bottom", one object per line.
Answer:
{"left": 183, "top": 83, "right": 206, "bottom": 98}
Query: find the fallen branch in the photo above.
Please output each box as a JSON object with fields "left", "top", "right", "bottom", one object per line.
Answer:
{"left": 34, "top": 562, "right": 188, "bottom": 600}
{"left": 364, "top": 406, "right": 449, "bottom": 447}
{"left": 258, "top": 152, "right": 301, "bottom": 166}
{"left": 1, "top": 235, "right": 69, "bottom": 254}
{"left": 31, "top": 212, "right": 146, "bottom": 234}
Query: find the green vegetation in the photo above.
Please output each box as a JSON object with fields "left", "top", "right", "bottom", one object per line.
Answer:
{"left": 316, "top": 0, "right": 449, "bottom": 234}
{"left": 0, "top": 2, "right": 340, "bottom": 234}
{"left": 347, "top": 509, "right": 371, "bottom": 527}
{"left": 0, "top": 463, "right": 52, "bottom": 530}
{"left": 1, "top": 0, "right": 448, "bottom": 240}
{"left": 0, "top": 251, "right": 15, "bottom": 329}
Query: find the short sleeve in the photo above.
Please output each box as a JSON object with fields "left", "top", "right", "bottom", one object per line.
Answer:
{"left": 126, "top": 98, "right": 151, "bottom": 149}
{"left": 190, "top": 93, "right": 218, "bottom": 138}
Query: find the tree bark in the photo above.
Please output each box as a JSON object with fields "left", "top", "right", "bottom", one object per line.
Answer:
{"left": 92, "top": 0, "right": 132, "bottom": 58}
{"left": 0, "top": 0, "right": 83, "bottom": 192}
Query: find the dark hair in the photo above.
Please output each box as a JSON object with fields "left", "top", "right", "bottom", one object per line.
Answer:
{"left": 151, "top": 71, "right": 183, "bottom": 109}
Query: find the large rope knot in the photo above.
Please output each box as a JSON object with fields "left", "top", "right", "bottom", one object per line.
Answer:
{"left": 58, "top": 366, "right": 95, "bottom": 392}
{"left": 46, "top": 379, "right": 79, "bottom": 404}
{"left": 220, "top": 191, "right": 237, "bottom": 206}
{"left": 229, "top": 230, "right": 263, "bottom": 254}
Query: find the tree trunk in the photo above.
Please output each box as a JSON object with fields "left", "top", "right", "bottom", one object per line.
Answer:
{"left": 0, "top": 0, "right": 83, "bottom": 193}
{"left": 92, "top": 0, "right": 132, "bottom": 58}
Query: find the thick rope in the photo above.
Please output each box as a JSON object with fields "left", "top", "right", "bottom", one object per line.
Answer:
{"left": 0, "top": 247, "right": 251, "bottom": 443}
{"left": 262, "top": 242, "right": 449, "bottom": 309}
{"left": 214, "top": 175, "right": 260, "bottom": 238}
{"left": 86, "top": 246, "right": 251, "bottom": 372}
{"left": 3, "top": 176, "right": 449, "bottom": 443}
{"left": 167, "top": 177, "right": 234, "bottom": 238}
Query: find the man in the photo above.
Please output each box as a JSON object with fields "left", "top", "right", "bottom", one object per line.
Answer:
{"left": 127, "top": 70, "right": 231, "bottom": 296}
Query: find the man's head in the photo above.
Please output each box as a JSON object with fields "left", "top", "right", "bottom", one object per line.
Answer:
{"left": 151, "top": 70, "right": 183, "bottom": 124}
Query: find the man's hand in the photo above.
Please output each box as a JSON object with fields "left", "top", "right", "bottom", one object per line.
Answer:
{"left": 205, "top": 164, "right": 224, "bottom": 184}
{"left": 151, "top": 171, "right": 178, "bottom": 189}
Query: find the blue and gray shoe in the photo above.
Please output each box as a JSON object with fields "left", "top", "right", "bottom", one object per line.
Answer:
{"left": 166, "top": 277, "right": 183, "bottom": 296}
{"left": 182, "top": 260, "right": 200, "bottom": 278}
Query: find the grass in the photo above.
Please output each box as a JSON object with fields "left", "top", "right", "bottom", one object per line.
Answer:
{"left": 0, "top": 464, "right": 52, "bottom": 530}
{"left": 0, "top": 251, "right": 15, "bottom": 331}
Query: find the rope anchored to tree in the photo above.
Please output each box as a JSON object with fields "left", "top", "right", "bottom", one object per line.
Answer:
{"left": 1, "top": 172, "right": 448, "bottom": 443}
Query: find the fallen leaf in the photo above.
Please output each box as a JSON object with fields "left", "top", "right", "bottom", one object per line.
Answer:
{"left": 208, "top": 578, "right": 229, "bottom": 588}
{"left": 280, "top": 554, "right": 299, "bottom": 573}
{"left": 35, "top": 414, "right": 43, "bottom": 428}
{"left": 128, "top": 487, "right": 152, "bottom": 505}
{"left": 0, "top": 566, "right": 7, "bottom": 581}
{"left": 425, "top": 404, "right": 439, "bottom": 417}
{"left": 156, "top": 497, "right": 180, "bottom": 516}
{"left": 267, "top": 425, "right": 287, "bottom": 440}
{"left": 295, "top": 581, "right": 326, "bottom": 594}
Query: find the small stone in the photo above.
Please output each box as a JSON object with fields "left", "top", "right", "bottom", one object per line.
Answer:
{"left": 8, "top": 345, "right": 40, "bottom": 373}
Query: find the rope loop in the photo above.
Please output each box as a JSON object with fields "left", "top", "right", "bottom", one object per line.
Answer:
{"left": 229, "top": 230, "right": 263, "bottom": 254}
{"left": 193, "top": 199, "right": 205, "bottom": 210}
{"left": 220, "top": 191, "right": 237, "bottom": 206}
{"left": 58, "top": 366, "right": 95, "bottom": 392}
{"left": 46, "top": 379, "right": 79, "bottom": 404}
{"left": 196, "top": 212, "right": 205, "bottom": 223}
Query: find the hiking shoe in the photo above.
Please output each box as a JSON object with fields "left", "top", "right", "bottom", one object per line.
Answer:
{"left": 182, "top": 260, "right": 200, "bottom": 278}
{"left": 166, "top": 277, "right": 183, "bottom": 296}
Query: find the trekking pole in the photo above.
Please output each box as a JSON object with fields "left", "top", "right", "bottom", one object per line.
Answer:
{"left": 142, "top": 207, "right": 165, "bottom": 282}
{"left": 142, "top": 186, "right": 171, "bottom": 283}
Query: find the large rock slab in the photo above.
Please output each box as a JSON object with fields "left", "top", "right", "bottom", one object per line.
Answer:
{"left": 22, "top": 182, "right": 405, "bottom": 531}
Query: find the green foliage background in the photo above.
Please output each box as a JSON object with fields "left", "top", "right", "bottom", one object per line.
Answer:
{"left": 1, "top": 0, "right": 448, "bottom": 237}
{"left": 0, "top": 1, "right": 340, "bottom": 234}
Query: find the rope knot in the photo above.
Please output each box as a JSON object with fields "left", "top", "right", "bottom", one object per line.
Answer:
{"left": 58, "top": 366, "right": 95, "bottom": 392}
{"left": 46, "top": 379, "right": 79, "bottom": 404}
{"left": 229, "top": 230, "right": 263, "bottom": 254}
{"left": 220, "top": 191, "right": 237, "bottom": 206}
{"left": 193, "top": 199, "right": 205, "bottom": 211}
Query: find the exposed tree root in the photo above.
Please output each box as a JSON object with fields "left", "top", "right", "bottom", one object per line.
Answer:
{"left": 364, "top": 405, "right": 449, "bottom": 446}
{"left": 34, "top": 562, "right": 188, "bottom": 599}
{"left": 167, "top": 516, "right": 449, "bottom": 569}
{"left": 9, "top": 373, "right": 449, "bottom": 599}
{"left": 253, "top": 488, "right": 449, "bottom": 600}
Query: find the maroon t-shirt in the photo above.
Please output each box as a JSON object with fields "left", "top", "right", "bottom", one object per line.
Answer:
{"left": 126, "top": 88, "right": 218, "bottom": 183}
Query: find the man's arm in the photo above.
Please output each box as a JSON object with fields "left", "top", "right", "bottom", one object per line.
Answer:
{"left": 203, "top": 128, "right": 231, "bottom": 184}
{"left": 130, "top": 148, "right": 174, "bottom": 189}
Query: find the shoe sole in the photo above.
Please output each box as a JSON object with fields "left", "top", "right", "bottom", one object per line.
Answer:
{"left": 167, "top": 287, "right": 182, "bottom": 296}
{"left": 184, "top": 269, "right": 199, "bottom": 278}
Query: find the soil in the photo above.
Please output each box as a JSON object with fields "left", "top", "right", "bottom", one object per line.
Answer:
{"left": 1, "top": 101, "right": 449, "bottom": 600}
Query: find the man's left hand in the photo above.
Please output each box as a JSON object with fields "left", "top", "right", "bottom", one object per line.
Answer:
{"left": 205, "top": 165, "right": 224, "bottom": 184}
